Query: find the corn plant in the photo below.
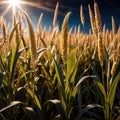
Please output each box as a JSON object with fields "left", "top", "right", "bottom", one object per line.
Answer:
{"left": 90, "top": 49, "right": 120, "bottom": 120}
{"left": 42, "top": 46, "right": 102, "bottom": 120}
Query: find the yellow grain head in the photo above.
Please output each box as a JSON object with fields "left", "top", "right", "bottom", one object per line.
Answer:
{"left": 74, "top": 26, "right": 77, "bottom": 38}
{"left": 117, "top": 26, "right": 120, "bottom": 33}
{"left": 111, "top": 16, "right": 116, "bottom": 36}
{"left": 53, "top": 2, "right": 59, "bottom": 27}
{"left": 88, "top": 4, "right": 97, "bottom": 36}
{"left": 103, "top": 24, "right": 106, "bottom": 33}
{"left": 97, "top": 33, "right": 104, "bottom": 66}
{"left": 42, "top": 26, "right": 46, "bottom": 40}
{"left": 18, "top": 11, "right": 22, "bottom": 37}
{"left": 60, "top": 12, "right": 71, "bottom": 62}
{"left": 80, "top": 5, "right": 85, "bottom": 26}
{"left": 13, "top": 14, "right": 19, "bottom": 44}
{"left": 94, "top": 2, "right": 102, "bottom": 33}
{"left": 111, "top": 55, "right": 117, "bottom": 76}
{"left": 2, "top": 18, "right": 8, "bottom": 56}
{"left": 111, "top": 61, "right": 117, "bottom": 76}
{"left": 7, "top": 23, "right": 10, "bottom": 35}
{"left": 23, "top": 11, "right": 37, "bottom": 60}
{"left": 2, "top": 18, "right": 7, "bottom": 43}
{"left": 7, "top": 23, "right": 10, "bottom": 42}
{"left": 77, "top": 25, "right": 80, "bottom": 35}
{"left": 51, "top": 27, "right": 58, "bottom": 42}
{"left": 37, "top": 13, "right": 43, "bottom": 37}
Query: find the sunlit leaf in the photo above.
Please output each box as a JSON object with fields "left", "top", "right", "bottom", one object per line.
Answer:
{"left": 53, "top": 58, "right": 65, "bottom": 89}
{"left": 72, "top": 76, "right": 96, "bottom": 97}
{"left": 0, "top": 101, "right": 23, "bottom": 112}
{"left": 44, "top": 99, "right": 67, "bottom": 119}
{"left": 9, "top": 23, "right": 19, "bottom": 45}
{"left": 25, "top": 107, "right": 40, "bottom": 120}
{"left": 108, "top": 71, "right": 120, "bottom": 110}
{"left": 25, "top": 87, "right": 42, "bottom": 110}
{"left": 75, "top": 104, "right": 102, "bottom": 120}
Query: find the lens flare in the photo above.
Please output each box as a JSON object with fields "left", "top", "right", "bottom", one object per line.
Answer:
{"left": 0, "top": 0, "right": 55, "bottom": 16}
{"left": 9, "top": 0, "right": 20, "bottom": 7}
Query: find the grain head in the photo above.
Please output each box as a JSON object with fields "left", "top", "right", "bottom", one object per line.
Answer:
{"left": 111, "top": 16, "right": 116, "bottom": 36}
{"left": 23, "top": 11, "right": 37, "bottom": 60}
{"left": 37, "top": 13, "right": 43, "bottom": 37}
{"left": 60, "top": 12, "right": 71, "bottom": 62}
{"left": 88, "top": 4, "right": 97, "bottom": 36}
{"left": 97, "top": 33, "right": 104, "bottom": 66}
{"left": 80, "top": 5, "right": 85, "bottom": 26}
{"left": 53, "top": 2, "right": 59, "bottom": 27}
{"left": 94, "top": 2, "right": 102, "bottom": 33}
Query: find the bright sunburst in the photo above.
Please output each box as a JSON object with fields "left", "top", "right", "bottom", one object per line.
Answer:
{"left": 9, "top": 0, "right": 20, "bottom": 14}
{"left": 0, "top": 0, "right": 54, "bottom": 16}
{"left": 9, "top": 0, "right": 20, "bottom": 7}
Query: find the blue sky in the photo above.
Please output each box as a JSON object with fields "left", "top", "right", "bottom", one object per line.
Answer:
{"left": 0, "top": 0, "right": 120, "bottom": 33}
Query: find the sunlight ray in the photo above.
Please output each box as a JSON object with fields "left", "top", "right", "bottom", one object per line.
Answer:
{"left": 2, "top": 5, "right": 11, "bottom": 16}
{"left": 19, "top": 1, "right": 54, "bottom": 13}
{"left": 0, "top": 1, "right": 9, "bottom": 5}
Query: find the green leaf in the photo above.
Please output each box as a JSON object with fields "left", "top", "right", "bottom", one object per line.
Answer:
{"left": 108, "top": 71, "right": 120, "bottom": 110}
{"left": 72, "top": 76, "right": 96, "bottom": 97}
{"left": 0, "top": 54, "right": 6, "bottom": 70}
{"left": 44, "top": 99, "right": 67, "bottom": 120}
{"left": 19, "top": 70, "right": 34, "bottom": 80}
{"left": 75, "top": 104, "right": 102, "bottom": 120}
{"left": 25, "top": 87, "right": 42, "bottom": 110}
{"left": 85, "top": 111, "right": 102, "bottom": 120}
{"left": 37, "top": 48, "right": 46, "bottom": 58}
{"left": 65, "top": 51, "right": 83, "bottom": 99}
{"left": 16, "top": 87, "right": 44, "bottom": 120}
{"left": 96, "top": 81, "right": 107, "bottom": 100}
{"left": 0, "top": 113, "right": 6, "bottom": 120}
{"left": 7, "top": 43, "right": 26, "bottom": 85}
{"left": 53, "top": 58, "right": 65, "bottom": 89}
{"left": 0, "top": 71, "right": 5, "bottom": 87}
{"left": 0, "top": 101, "right": 23, "bottom": 112}
{"left": 66, "top": 50, "right": 83, "bottom": 84}
{"left": 21, "top": 35, "right": 27, "bottom": 48}
{"left": 66, "top": 46, "right": 77, "bottom": 78}
{"left": 78, "top": 87, "right": 82, "bottom": 113}
{"left": 89, "top": 59, "right": 101, "bottom": 81}
{"left": 40, "top": 38, "right": 47, "bottom": 48}
{"left": 9, "top": 23, "right": 19, "bottom": 45}
{"left": 24, "top": 107, "right": 40, "bottom": 120}
{"left": 40, "top": 60, "right": 52, "bottom": 79}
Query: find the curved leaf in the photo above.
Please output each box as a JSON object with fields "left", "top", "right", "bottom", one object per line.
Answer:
{"left": 0, "top": 71, "right": 5, "bottom": 87}
{"left": 72, "top": 76, "right": 97, "bottom": 97}
{"left": 75, "top": 104, "right": 102, "bottom": 120}
{"left": 108, "top": 72, "right": 120, "bottom": 110}
{"left": 0, "top": 113, "right": 6, "bottom": 120}
{"left": 0, "top": 101, "right": 23, "bottom": 112}
{"left": 44, "top": 99, "right": 66, "bottom": 120}
{"left": 96, "top": 81, "right": 107, "bottom": 100}
{"left": 25, "top": 107, "right": 40, "bottom": 120}
{"left": 25, "top": 87, "right": 42, "bottom": 110}
{"left": 9, "top": 23, "right": 19, "bottom": 44}
{"left": 53, "top": 58, "right": 65, "bottom": 89}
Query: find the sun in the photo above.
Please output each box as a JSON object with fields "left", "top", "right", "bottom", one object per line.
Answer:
{"left": 9, "top": 0, "right": 20, "bottom": 7}
{"left": 0, "top": 0, "right": 53, "bottom": 17}
{"left": 9, "top": 0, "right": 20, "bottom": 14}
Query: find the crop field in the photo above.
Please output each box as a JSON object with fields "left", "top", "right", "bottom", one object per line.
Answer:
{"left": 0, "top": 0, "right": 120, "bottom": 120}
